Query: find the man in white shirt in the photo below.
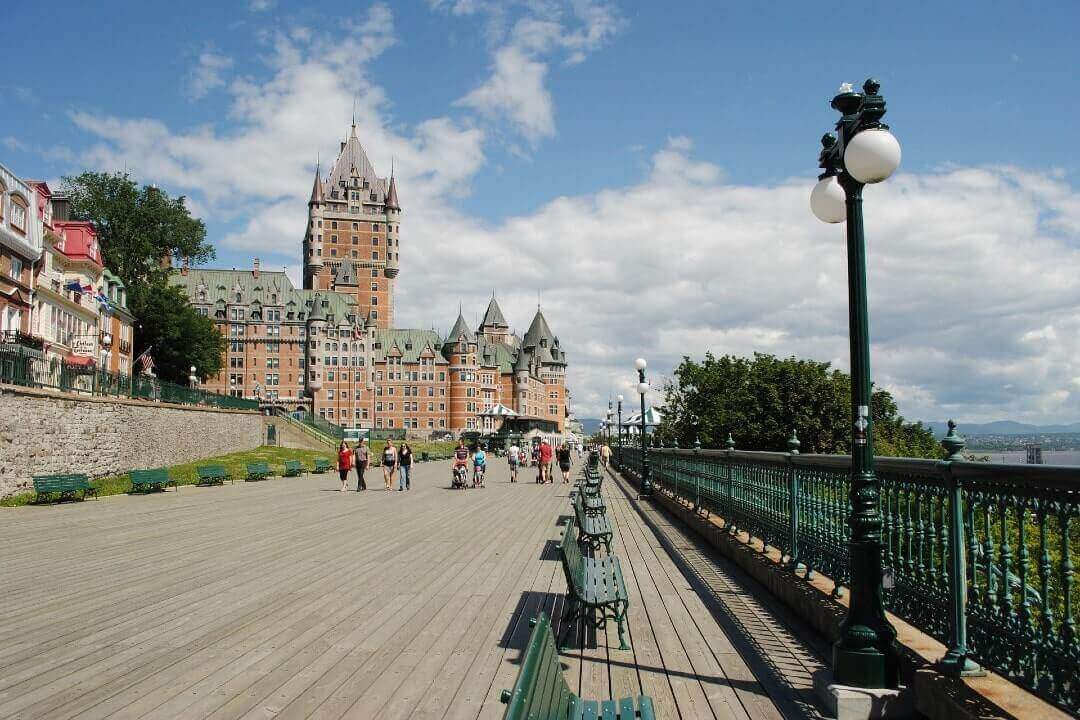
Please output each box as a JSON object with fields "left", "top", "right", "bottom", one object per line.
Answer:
{"left": 507, "top": 443, "right": 521, "bottom": 483}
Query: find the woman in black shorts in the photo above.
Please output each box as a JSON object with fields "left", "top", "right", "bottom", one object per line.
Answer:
{"left": 557, "top": 443, "right": 572, "bottom": 483}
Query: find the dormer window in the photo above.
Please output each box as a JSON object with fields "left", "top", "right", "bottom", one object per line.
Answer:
{"left": 235, "top": 292, "right": 242, "bottom": 303}
{"left": 197, "top": 290, "right": 206, "bottom": 302}
{"left": 540, "top": 339, "right": 547, "bottom": 348}
{"left": 10, "top": 196, "right": 27, "bottom": 234}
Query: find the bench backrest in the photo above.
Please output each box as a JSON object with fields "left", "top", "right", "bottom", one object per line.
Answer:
{"left": 131, "top": 468, "right": 169, "bottom": 483}
{"left": 572, "top": 493, "right": 587, "bottom": 525}
{"left": 197, "top": 465, "right": 227, "bottom": 477}
{"left": 284, "top": 460, "right": 301, "bottom": 468}
{"left": 501, "top": 612, "right": 574, "bottom": 719}
{"left": 247, "top": 462, "right": 269, "bottom": 472}
{"left": 314, "top": 459, "right": 330, "bottom": 469}
{"left": 559, "top": 516, "right": 585, "bottom": 590}
{"left": 33, "top": 474, "right": 89, "bottom": 490}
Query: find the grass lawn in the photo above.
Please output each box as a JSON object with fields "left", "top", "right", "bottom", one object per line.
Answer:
{"left": 1, "top": 445, "right": 335, "bottom": 507}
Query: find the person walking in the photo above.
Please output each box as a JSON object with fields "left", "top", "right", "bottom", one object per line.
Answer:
{"left": 337, "top": 441, "right": 353, "bottom": 492}
{"left": 539, "top": 439, "right": 554, "bottom": 484}
{"left": 507, "top": 441, "right": 520, "bottom": 483}
{"left": 557, "top": 443, "right": 572, "bottom": 483}
{"left": 382, "top": 440, "right": 398, "bottom": 490}
{"left": 398, "top": 442, "right": 413, "bottom": 491}
{"left": 599, "top": 443, "right": 611, "bottom": 468}
{"left": 355, "top": 438, "right": 369, "bottom": 491}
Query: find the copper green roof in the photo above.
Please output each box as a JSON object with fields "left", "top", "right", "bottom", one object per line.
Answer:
{"left": 371, "top": 329, "right": 448, "bottom": 364}
{"left": 478, "top": 335, "right": 517, "bottom": 373}
{"left": 170, "top": 268, "right": 360, "bottom": 324}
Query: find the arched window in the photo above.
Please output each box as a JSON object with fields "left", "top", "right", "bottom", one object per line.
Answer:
{"left": 235, "top": 292, "right": 242, "bottom": 303}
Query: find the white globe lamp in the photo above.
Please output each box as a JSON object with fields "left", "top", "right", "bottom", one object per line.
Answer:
{"left": 844, "top": 128, "right": 901, "bottom": 184}
{"left": 811, "top": 175, "right": 846, "bottom": 224}
{"left": 637, "top": 381, "right": 649, "bottom": 396}
{"left": 634, "top": 358, "right": 647, "bottom": 371}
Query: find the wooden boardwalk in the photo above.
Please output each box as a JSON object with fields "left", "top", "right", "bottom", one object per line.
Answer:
{"left": 0, "top": 460, "right": 827, "bottom": 719}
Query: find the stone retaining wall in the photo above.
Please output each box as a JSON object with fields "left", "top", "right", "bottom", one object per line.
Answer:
{"left": 0, "top": 384, "right": 264, "bottom": 498}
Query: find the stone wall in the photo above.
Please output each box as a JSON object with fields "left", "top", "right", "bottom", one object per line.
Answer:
{"left": 0, "top": 384, "right": 264, "bottom": 499}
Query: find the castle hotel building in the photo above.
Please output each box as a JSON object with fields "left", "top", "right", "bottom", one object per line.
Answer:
{"left": 171, "top": 124, "right": 568, "bottom": 435}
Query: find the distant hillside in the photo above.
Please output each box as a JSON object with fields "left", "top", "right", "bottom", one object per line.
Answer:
{"left": 579, "top": 418, "right": 603, "bottom": 435}
{"left": 925, "top": 420, "right": 1080, "bottom": 437}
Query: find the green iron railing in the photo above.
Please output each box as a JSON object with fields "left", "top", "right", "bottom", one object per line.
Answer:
{"left": 618, "top": 440, "right": 1079, "bottom": 713}
{"left": 0, "top": 347, "right": 259, "bottom": 411}
{"left": 270, "top": 406, "right": 344, "bottom": 442}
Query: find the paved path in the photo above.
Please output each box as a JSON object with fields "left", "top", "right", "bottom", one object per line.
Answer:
{"left": 0, "top": 459, "right": 827, "bottom": 719}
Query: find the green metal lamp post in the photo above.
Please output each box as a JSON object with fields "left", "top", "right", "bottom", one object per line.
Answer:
{"left": 617, "top": 394, "right": 624, "bottom": 468}
{"left": 635, "top": 358, "right": 652, "bottom": 497}
{"left": 811, "top": 77, "right": 902, "bottom": 690}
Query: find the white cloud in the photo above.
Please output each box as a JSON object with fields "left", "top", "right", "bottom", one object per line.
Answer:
{"left": 249, "top": 0, "right": 274, "bottom": 11}
{"left": 457, "top": 46, "right": 554, "bottom": 141}
{"left": 436, "top": 0, "right": 623, "bottom": 145}
{"left": 388, "top": 138, "right": 1080, "bottom": 423}
{"left": 187, "top": 49, "right": 233, "bottom": 100}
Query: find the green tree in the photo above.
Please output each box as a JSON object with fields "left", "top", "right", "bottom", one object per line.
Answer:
{"left": 661, "top": 352, "right": 938, "bottom": 459}
{"left": 127, "top": 285, "right": 225, "bottom": 384}
{"left": 61, "top": 172, "right": 223, "bottom": 382}
{"left": 61, "top": 172, "right": 213, "bottom": 287}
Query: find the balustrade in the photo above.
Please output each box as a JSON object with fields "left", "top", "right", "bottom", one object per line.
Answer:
{"left": 616, "top": 440, "right": 1079, "bottom": 712}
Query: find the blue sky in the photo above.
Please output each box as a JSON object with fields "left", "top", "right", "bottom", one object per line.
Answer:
{"left": 4, "top": 1, "right": 1080, "bottom": 423}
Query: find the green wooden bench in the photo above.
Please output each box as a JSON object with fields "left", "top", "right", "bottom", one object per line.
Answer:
{"left": 130, "top": 468, "right": 175, "bottom": 493}
{"left": 246, "top": 462, "right": 271, "bottom": 481}
{"left": 283, "top": 459, "right": 303, "bottom": 477}
{"left": 196, "top": 465, "right": 230, "bottom": 486}
{"left": 572, "top": 493, "right": 612, "bottom": 553}
{"left": 500, "top": 612, "right": 654, "bottom": 720}
{"left": 313, "top": 458, "right": 332, "bottom": 474}
{"left": 32, "top": 474, "right": 96, "bottom": 502}
{"left": 558, "top": 515, "right": 630, "bottom": 650}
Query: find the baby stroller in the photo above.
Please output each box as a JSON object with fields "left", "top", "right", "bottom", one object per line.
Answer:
{"left": 452, "top": 462, "right": 469, "bottom": 489}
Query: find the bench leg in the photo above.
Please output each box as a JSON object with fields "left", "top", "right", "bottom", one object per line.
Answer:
{"left": 615, "top": 601, "right": 630, "bottom": 650}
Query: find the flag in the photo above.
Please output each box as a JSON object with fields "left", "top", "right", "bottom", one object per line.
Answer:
{"left": 140, "top": 353, "right": 154, "bottom": 373}
{"left": 64, "top": 280, "right": 84, "bottom": 293}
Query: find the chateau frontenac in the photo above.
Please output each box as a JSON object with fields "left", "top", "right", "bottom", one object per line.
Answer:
{"left": 171, "top": 124, "right": 568, "bottom": 435}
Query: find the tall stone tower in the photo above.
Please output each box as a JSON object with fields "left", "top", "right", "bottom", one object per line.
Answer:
{"left": 302, "top": 123, "right": 401, "bottom": 329}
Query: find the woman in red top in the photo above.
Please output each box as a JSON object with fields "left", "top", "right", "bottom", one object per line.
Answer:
{"left": 337, "top": 441, "right": 353, "bottom": 492}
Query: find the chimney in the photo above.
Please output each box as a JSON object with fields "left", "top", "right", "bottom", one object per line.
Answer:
{"left": 181, "top": 257, "right": 189, "bottom": 276}
{"left": 253, "top": 257, "right": 260, "bottom": 279}
{"left": 340, "top": 141, "right": 347, "bottom": 152}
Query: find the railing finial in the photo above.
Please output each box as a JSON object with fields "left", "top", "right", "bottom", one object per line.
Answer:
{"left": 941, "top": 419, "right": 965, "bottom": 461}
{"left": 725, "top": 432, "right": 736, "bottom": 450}
{"left": 787, "top": 429, "right": 801, "bottom": 455}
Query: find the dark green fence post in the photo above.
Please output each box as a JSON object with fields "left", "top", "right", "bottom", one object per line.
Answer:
{"left": 938, "top": 421, "right": 984, "bottom": 677}
{"left": 788, "top": 430, "right": 801, "bottom": 573}
{"left": 725, "top": 434, "right": 736, "bottom": 535}
{"left": 695, "top": 440, "right": 704, "bottom": 511}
